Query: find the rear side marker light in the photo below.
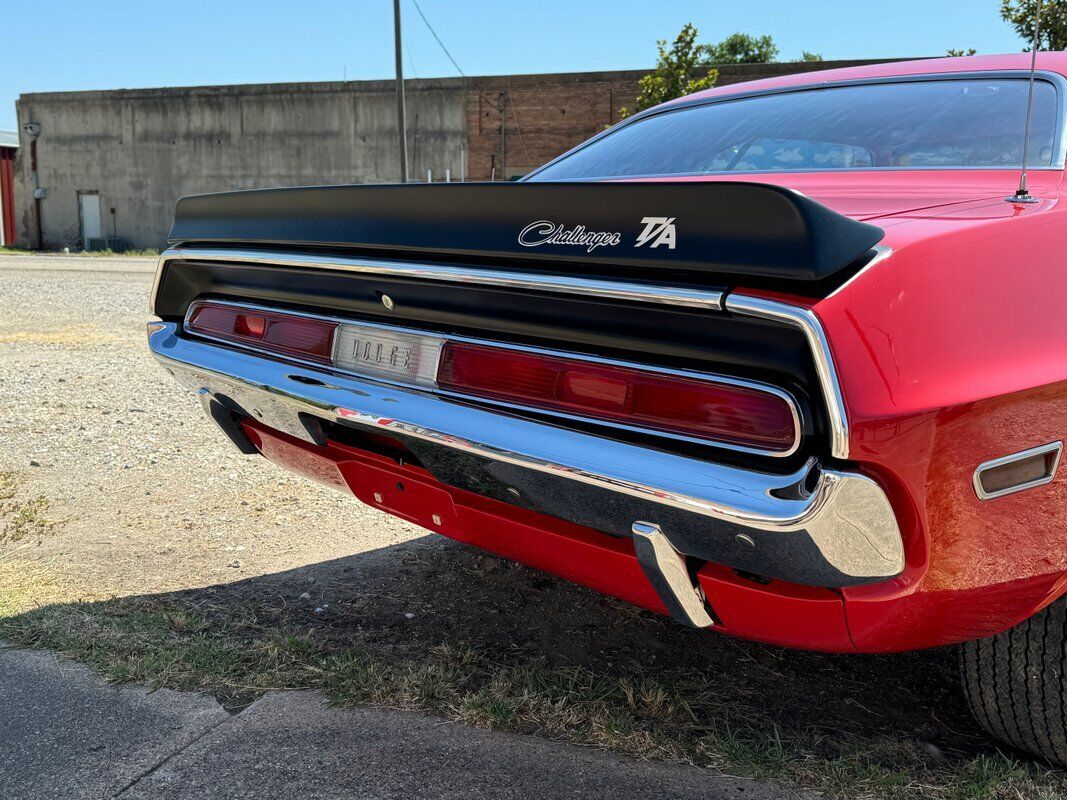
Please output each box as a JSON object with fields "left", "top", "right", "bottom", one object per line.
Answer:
{"left": 973, "top": 441, "right": 1062, "bottom": 500}
{"left": 438, "top": 342, "right": 798, "bottom": 452}
{"left": 187, "top": 302, "right": 337, "bottom": 363}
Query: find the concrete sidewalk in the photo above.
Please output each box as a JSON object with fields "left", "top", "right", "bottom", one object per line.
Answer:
{"left": 0, "top": 647, "right": 806, "bottom": 800}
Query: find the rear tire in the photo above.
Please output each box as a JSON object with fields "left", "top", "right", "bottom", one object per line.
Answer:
{"left": 959, "top": 597, "right": 1067, "bottom": 766}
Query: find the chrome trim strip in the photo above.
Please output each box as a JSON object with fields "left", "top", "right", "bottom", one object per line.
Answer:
{"left": 825, "top": 245, "right": 894, "bottom": 299}
{"left": 150, "top": 247, "right": 725, "bottom": 314}
{"left": 725, "top": 294, "right": 850, "bottom": 460}
{"left": 183, "top": 298, "right": 804, "bottom": 458}
{"left": 149, "top": 322, "right": 905, "bottom": 582}
{"left": 973, "top": 441, "right": 1063, "bottom": 501}
{"left": 631, "top": 522, "right": 715, "bottom": 628}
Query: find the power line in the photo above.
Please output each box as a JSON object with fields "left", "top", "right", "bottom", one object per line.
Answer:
{"left": 410, "top": 0, "right": 466, "bottom": 78}
{"left": 405, "top": 36, "right": 418, "bottom": 78}
{"left": 408, "top": 0, "right": 532, "bottom": 179}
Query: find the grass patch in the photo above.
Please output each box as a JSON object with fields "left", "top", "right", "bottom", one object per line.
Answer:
{"left": 0, "top": 473, "right": 58, "bottom": 543}
{"left": 1, "top": 593, "right": 1064, "bottom": 800}
{"left": 78, "top": 247, "right": 160, "bottom": 257}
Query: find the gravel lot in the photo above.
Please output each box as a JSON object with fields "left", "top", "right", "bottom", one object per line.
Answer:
{"left": 0, "top": 254, "right": 421, "bottom": 601}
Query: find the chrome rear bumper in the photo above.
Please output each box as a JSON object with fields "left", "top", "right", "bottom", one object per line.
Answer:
{"left": 149, "top": 322, "right": 905, "bottom": 588}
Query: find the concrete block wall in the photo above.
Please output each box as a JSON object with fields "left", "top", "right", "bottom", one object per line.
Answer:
{"left": 14, "top": 78, "right": 467, "bottom": 249}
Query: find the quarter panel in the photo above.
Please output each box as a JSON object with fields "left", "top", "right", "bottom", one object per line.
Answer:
{"left": 816, "top": 200, "right": 1067, "bottom": 649}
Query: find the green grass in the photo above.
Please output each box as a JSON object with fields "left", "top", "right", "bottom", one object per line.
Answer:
{"left": 1, "top": 595, "right": 1064, "bottom": 800}
{"left": 78, "top": 247, "right": 160, "bottom": 257}
{"left": 0, "top": 473, "right": 56, "bottom": 543}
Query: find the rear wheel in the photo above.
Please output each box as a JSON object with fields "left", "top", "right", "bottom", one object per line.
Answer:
{"left": 959, "top": 597, "right": 1067, "bottom": 766}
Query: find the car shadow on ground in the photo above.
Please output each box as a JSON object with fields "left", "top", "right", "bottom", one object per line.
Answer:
{"left": 2, "top": 532, "right": 1050, "bottom": 795}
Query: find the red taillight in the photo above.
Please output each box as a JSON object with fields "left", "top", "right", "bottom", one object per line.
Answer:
{"left": 438, "top": 343, "right": 797, "bottom": 452}
{"left": 185, "top": 303, "right": 798, "bottom": 454}
{"left": 187, "top": 303, "right": 337, "bottom": 363}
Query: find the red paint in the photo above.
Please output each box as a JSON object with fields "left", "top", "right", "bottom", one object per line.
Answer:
{"left": 0, "top": 145, "right": 16, "bottom": 246}
{"left": 239, "top": 419, "right": 857, "bottom": 651}
{"left": 690, "top": 175, "right": 1067, "bottom": 651}
{"left": 678, "top": 52, "right": 1067, "bottom": 106}
{"left": 239, "top": 57, "right": 1067, "bottom": 652}
{"left": 622, "top": 56, "right": 1067, "bottom": 650}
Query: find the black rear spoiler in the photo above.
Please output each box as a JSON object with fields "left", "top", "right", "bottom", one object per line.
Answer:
{"left": 167, "top": 181, "right": 884, "bottom": 284}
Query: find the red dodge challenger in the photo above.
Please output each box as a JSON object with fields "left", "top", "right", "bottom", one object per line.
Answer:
{"left": 149, "top": 54, "right": 1067, "bottom": 764}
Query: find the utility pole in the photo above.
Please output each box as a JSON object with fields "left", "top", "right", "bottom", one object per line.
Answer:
{"left": 393, "top": 0, "right": 409, "bottom": 184}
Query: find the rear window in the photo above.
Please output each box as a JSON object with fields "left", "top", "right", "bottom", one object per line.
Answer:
{"left": 529, "top": 78, "right": 1060, "bottom": 180}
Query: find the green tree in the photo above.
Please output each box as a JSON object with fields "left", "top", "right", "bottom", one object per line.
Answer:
{"left": 1001, "top": 0, "right": 1067, "bottom": 50}
{"left": 700, "top": 32, "right": 779, "bottom": 64}
{"left": 621, "top": 23, "right": 719, "bottom": 117}
{"left": 621, "top": 25, "right": 822, "bottom": 117}
{"left": 946, "top": 48, "right": 978, "bottom": 56}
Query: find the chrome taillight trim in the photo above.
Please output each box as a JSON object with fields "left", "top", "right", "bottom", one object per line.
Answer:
{"left": 156, "top": 247, "right": 853, "bottom": 460}
{"left": 182, "top": 299, "right": 804, "bottom": 457}
{"left": 972, "top": 441, "right": 1063, "bottom": 500}
{"left": 725, "top": 294, "right": 850, "bottom": 460}
{"left": 150, "top": 247, "right": 724, "bottom": 313}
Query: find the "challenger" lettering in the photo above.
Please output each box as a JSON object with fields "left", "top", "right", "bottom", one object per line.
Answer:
{"left": 518, "top": 220, "right": 622, "bottom": 253}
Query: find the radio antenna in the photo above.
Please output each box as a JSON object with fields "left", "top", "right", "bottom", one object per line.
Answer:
{"left": 1007, "top": 0, "right": 1044, "bottom": 204}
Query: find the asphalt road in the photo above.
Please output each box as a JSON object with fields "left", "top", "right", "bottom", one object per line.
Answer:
{"left": 0, "top": 646, "right": 803, "bottom": 800}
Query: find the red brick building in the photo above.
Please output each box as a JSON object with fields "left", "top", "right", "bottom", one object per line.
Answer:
{"left": 462, "top": 60, "right": 895, "bottom": 180}
{"left": 0, "top": 131, "right": 16, "bottom": 245}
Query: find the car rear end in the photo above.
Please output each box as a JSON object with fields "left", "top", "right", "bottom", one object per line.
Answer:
{"left": 148, "top": 180, "right": 905, "bottom": 652}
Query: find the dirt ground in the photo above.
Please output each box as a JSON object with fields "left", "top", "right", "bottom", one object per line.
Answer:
{"left": 0, "top": 255, "right": 422, "bottom": 599}
{"left": 1, "top": 254, "right": 1063, "bottom": 799}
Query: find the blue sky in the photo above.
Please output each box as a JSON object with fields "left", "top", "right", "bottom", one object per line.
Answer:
{"left": 1, "top": 0, "right": 1029, "bottom": 130}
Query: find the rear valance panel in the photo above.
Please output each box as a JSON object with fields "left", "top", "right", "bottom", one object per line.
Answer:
{"left": 167, "top": 182, "right": 884, "bottom": 283}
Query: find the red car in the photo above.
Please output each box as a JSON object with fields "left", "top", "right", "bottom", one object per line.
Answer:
{"left": 149, "top": 54, "right": 1067, "bottom": 764}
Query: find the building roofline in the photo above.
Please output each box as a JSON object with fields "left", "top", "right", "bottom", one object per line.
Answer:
{"left": 15, "top": 59, "right": 907, "bottom": 104}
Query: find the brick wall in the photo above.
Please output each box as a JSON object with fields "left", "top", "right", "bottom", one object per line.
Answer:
{"left": 463, "top": 60, "right": 900, "bottom": 181}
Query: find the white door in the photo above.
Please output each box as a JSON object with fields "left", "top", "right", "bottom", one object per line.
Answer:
{"left": 79, "top": 193, "right": 101, "bottom": 250}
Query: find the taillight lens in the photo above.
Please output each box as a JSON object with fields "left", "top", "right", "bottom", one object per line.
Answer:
{"left": 438, "top": 342, "right": 797, "bottom": 452}
{"left": 187, "top": 303, "right": 337, "bottom": 363}
{"left": 184, "top": 303, "right": 798, "bottom": 453}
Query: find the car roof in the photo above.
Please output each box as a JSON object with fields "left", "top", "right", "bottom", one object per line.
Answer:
{"left": 671, "top": 52, "right": 1067, "bottom": 107}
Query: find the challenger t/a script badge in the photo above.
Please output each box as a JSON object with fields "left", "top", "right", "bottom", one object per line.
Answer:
{"left": 518, "top": 218, "right": 678, "bottom": 252}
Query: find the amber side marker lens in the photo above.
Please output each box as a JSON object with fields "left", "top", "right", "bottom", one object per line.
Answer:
{"left": 974, "top": 442, "right": 1063, "bottom": 500}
